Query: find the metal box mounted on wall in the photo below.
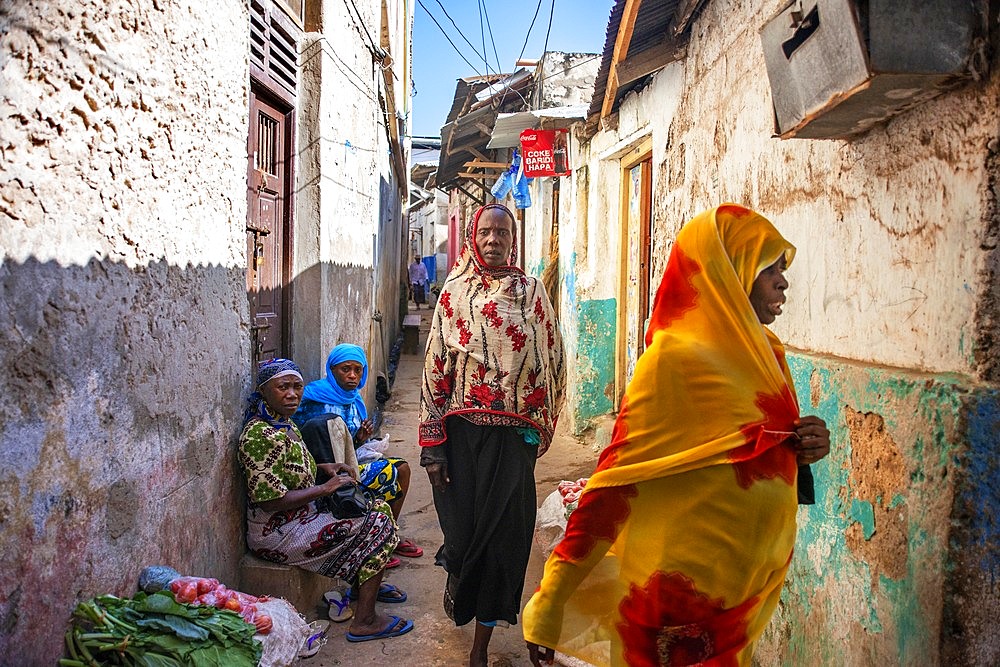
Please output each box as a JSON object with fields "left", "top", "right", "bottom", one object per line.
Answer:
{"left": 760, "top": 0, "right": 982, "bottom": 139}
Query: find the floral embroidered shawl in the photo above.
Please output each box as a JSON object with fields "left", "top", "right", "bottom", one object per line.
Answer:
{"left": 522, "top": 204, "right": 801, "bottom": 666}
{"left": 419, "top": 204, "right": 565, "bottom": 455}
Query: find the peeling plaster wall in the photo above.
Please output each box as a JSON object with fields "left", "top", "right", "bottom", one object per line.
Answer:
{"left": 755, "top": 355, "right": 998, "bottom": 666}
{"left": 653, "top": 1, "right": 1000, "bottom": 380}
{"left": 560, "top": 0, "right": 999, "bottom": 661}
{"left": 0, "top": 0, "right": 250, "bottom": 663}
{"left": 534, "top": 51, "right": 601, "bottom": 110}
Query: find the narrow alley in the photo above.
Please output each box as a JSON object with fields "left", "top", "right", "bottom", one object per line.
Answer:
{"left": 2, "top": 0, "right": 999, "bottom": 666}
{"left": 309, "top": 304, "right": 596, "bottom": 666}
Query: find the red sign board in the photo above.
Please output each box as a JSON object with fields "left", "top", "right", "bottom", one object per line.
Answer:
{"left": 519, "top": 128, "right": 570, "bottom": 177}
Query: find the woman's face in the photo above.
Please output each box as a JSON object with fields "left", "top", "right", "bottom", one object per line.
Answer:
{"left": 260, "top": 375, "right": 304, "bottom": 417}
{"left": 475, "top": 209, "right": 514, "bottom": 267}
{"left": 332, "top": 360, "right": 364, "bottom": 391}
{"left": 749, "top": 256, "right": 789, "bottom": 324}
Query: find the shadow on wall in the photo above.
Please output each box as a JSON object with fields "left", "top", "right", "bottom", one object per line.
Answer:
{"left": 0, "top": 256, "right": 250, "bottom": 664}
{"left": 286, "top": 259, "right": 404, "bottom": 412}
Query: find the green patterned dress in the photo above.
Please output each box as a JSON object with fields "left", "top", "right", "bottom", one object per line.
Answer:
{"left": 238, "top": 417, "right": 398, "bottom": 585}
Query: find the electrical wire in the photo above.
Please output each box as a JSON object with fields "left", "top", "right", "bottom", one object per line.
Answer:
{"left": 478, "top": 0, "right": 490, "bottom": 78}
{"left": 516, "top": 0, "right": 545, "bottom": 64}
{"left": 432, "top": 0, "right": 492, "bottom": 72}
{"left": 416, "top": 0, "right": 483, "bottom": 76}
{"left": 493, "top": 0, "right": 544, "bottom": 111}
{"left": 541, "top": 0, "right": 556, "bottom": 60}
{"left": 344, "top": 0, "right": 380, "bottom": 56}
{"left": 480, "top": 0, "right": 503, "bottom": 75}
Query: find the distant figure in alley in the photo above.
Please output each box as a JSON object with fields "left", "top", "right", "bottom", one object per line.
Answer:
{"left": 238, "top": 358, "right": 414, "bottom": 643}
{"left": 523, "top": 204, "right": 830, "bottom": 666}
{"left": 409, "top": 255, "right": 429, "bottom": 309}
{"left": 419, "top": 203, "right": 566, "bottom": 667}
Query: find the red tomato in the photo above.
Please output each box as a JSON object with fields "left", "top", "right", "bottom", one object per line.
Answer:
{"left": 254, "top": 614, "right": 273, "bottom": 635}
{"left": 177, "top": 583, "right": 198, "bottom": 604}
{"left": 196, "top": 578, "right": 219, "bottom": 595}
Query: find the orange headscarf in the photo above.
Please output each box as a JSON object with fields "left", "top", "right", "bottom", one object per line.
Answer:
{"left": 523, "top": 204, "right": 800, "bottom": 666}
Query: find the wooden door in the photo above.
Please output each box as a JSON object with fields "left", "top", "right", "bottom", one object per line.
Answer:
{"left": 615, "top": 153, "right": 653, "bottom": 406}
{"left": 247, "top": 90, "right": 290, "bottom": 366}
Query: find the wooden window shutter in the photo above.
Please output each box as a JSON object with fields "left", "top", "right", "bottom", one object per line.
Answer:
{"left": 250, "top": 0, "right": 299, "bottom": 99}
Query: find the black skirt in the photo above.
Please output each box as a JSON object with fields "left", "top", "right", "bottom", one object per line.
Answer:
{"left": 412, "top": 282, "right": 426, "bottom": 304}
{"left": 432, "top": 416, "right": 538, "bottom": 626}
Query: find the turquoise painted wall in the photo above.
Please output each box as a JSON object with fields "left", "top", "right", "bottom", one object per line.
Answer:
{"left": 573, "top": 298, "right": 616, "bottom": 430}
{"left": 755, "top": 352, "right": 998, "bottom": 665}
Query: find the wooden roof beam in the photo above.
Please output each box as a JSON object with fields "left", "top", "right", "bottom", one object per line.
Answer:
{"left": 672, "top": 0, "right": 706, "bottom": 36}
{"left": 615, "top": 37, "right": 688, "bottom": 88}
{"left": 456, "top": 171, "right": 500, "bottom": 179}
{"left": 600, "top": 0, "right": 643, "bottom": 120}
{"left": 464, "top": 160, "right": 508, "bottom": 169}
{"left": 454, "top": 183, "right": 484, "bottom": 205}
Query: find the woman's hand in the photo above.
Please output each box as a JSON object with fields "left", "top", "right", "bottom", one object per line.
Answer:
{"left": 319, "top": 473, "right": 353, "bottom": 494}
{"left": 425, "top": 462, "right": 450, "bottom": 492}
{"left": 527, "top": 642, "right": 555, "bottom": 666}
{"left": 793, "top": 416, "right": 830, "bottom": 465}
{"left": 328, "top": 462, "right": 358, "bottom": 482}
{"left": 354, "top": 418, "right": 374, "bottom": 444}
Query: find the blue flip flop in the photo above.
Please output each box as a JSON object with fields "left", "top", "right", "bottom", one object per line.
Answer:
{"left": 345, "top": 615, "right": 414, "bottom": 643}
{"left": 346, "top": 582, "right": 407, "bottom": 604}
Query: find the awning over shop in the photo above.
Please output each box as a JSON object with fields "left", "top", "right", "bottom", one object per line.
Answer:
{"left": 486, "top": 105, "right": 589, "bottom": 149}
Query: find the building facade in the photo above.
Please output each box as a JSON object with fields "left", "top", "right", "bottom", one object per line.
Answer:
{"left": 0, "top": 0, "right": 411, "bottom": 661}
{"left": 523, "top": 0, "right": 998, "bottom": 664}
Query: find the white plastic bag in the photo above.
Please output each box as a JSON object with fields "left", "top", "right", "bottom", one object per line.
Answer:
{"left": 254, "top": 599, "right": 310, "bottom": 667}
{"left": 534, "top": 489, "right": 568, "bottom": 558}
{"left": 357, "top": 434, "right": 391, "bottom": 463}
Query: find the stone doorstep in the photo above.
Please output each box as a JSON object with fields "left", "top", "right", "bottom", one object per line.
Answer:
{"left": 401, "top": 315, "right": 421, "bottom": 355}
{"left": 238, "top": 552, "right": 331, "bottom": 620}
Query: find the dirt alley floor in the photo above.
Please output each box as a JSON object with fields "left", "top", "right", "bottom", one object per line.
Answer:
{"left": 308, "top": 303, "right": 599, "bottom": 666}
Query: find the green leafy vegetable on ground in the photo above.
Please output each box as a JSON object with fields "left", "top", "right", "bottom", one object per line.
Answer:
{"left": 61, "top": 591, "right": 262, "bottom": 667}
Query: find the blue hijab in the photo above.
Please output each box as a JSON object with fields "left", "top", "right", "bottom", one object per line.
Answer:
{"left": 301, "top": 344, "right": 368, "bottom": 419}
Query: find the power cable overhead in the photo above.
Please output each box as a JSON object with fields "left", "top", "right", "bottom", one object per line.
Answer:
{"left": 480, "top": 0, "right": 503, "bottom": 76}
{"left": 432, "top": 0, "right": 492, "bottom": 73}
{"left": 416, "top": 0, "right": 483, "bottom": 76}
{"left": 541, "top": 0, "right": 556, "bottom": 60}
{"left": 478, "top": 0, "right": 490, "bottom": 78}
{"left": 495, "top": 0, "right": 545, "bottom": 110}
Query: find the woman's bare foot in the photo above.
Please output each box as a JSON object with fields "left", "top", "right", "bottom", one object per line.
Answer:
{"left": 349, "top": 611, "right": 406, "bottom": 638}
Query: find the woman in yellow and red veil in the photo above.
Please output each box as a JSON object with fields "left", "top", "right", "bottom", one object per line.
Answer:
{"left": 523, "top": 204, "right": 830, "bottom": 667}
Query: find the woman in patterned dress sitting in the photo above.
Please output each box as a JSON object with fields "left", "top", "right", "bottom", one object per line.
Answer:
{"left": 238, "top": 358, "right": 413, "bottom": 642}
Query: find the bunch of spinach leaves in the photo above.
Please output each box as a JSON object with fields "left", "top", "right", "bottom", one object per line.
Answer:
{"left": 62, "top": 591, "right": 262, "bottom": 667}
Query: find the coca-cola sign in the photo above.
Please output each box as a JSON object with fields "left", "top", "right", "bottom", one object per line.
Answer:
{"left": 519, "top": 128, "right": 570, "bottom": 177}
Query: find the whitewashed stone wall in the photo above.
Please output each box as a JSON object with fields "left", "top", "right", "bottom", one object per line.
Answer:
{"left": 0, "top": 0, "right": 250, "bottom": 663}
{"left": 293, "top": 0, "right": 410, "bottom": 403}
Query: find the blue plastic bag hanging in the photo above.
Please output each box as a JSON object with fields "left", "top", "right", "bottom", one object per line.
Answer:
{"left": 512, "top": 149, "right": 532, "bottom": 209}
{"left": 491, "top": 149, "right": 518, "bottom": 199}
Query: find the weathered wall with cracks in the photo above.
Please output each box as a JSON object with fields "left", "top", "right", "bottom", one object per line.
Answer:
{"left": 0, "top": 0, "right": 250, "bottom": 663}
{"left": 559, "top": 0, "right": 999, "bottom": 663}
{"left": 293, "top": 0, "right": 408, "bottom": 401}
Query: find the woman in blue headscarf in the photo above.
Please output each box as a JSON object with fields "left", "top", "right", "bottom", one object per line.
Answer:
{"left": 239, "top": 358, "right": 413, "bottom": 641}
{"left": 295, "top": 345, "right": 423, "bottom": 562}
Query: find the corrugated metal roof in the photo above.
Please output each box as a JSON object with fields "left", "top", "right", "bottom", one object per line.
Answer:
{"left": 486, "top": 105, "right": 589, "bottom": 149}
{"left": 436, "top": 71, "right": 535, "bottom": 187}
{"left": 586, "top": 0, "right": 706, "bottom": 122}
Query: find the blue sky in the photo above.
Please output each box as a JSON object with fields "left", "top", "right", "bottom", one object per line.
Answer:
{"left": 411, "top": 0, "right": 615, "bottom": 137}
